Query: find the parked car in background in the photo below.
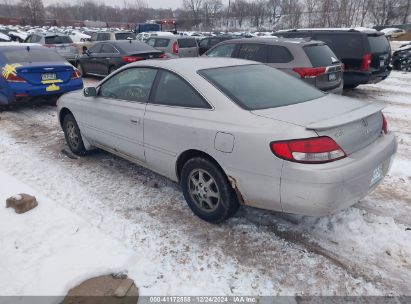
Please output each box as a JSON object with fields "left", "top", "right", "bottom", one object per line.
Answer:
{"left": 81, "top": 31, "right": 137, "bottom": 51}
{"left": 0, "top": 32, "right": 11, "bottom": 42}
{"left": 136, "top": 31, "right": 174, "bottom": 42}
{"left": 392, "top": 44, "right": 411, "bottom": 71}
{"left": 57, "top": 58, "right": 396, "bottom": 223}
{"left": 276, "top": 28, "right": 392, "bottom": 89}
{"left": 380, "top": 28, "right": 406, "bottom": 39}
{"left": 24, "top": 32, "right": 78, "bottom": 64}
{"left": 76, "top": 40, "right": 165, "bottom": 77}
{"left": 146, "top": 36, "right": 199, "bottom": 57}
{"left": 205, "top": 38, "right": 344, "bottom": 94}
{"left": 0, "top": 43, "right": 83, "bottom": 108}
{"left": 198, "top": 35, "right": 233, "bottom": 55}
{"left": 69, "top": 30, "right": 91, "bottom": 42}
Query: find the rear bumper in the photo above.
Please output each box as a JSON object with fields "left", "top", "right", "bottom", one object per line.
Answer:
{"left": 2, "top": 79, "right": 83, "bottom": 105}
{"left": 344, "top": 68, "right": 391, "bottom": 87}
{"left": 279, "top": 132, "right": 397, "bottom": 215}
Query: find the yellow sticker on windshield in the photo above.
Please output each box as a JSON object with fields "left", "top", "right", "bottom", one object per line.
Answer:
{"left": 2, "top": 63, "right": 22, "bottom": 78}
{"left": 46, "top": 84, "right": 60, "bottom": 92}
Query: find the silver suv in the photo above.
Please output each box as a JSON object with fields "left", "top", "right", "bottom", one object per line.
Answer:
{"left": 146, "top": 36, "right": 199, "bottom": 57}
{"left": 24, "top": 32, "right": 78, "bottom": 63}
{"left": 204, "top": 38, "right": 344, "bottom": 94}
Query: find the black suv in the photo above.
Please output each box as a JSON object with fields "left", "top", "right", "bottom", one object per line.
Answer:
{"left": 198, "top": 36, "right": 233, "bottom": 55}
{"left": 276, "top": 29, "right": 392, "bottom": 89}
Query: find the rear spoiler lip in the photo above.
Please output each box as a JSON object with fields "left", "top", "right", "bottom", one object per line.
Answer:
{"left": 306, "top": 102, "right": 385, "bottom": 130}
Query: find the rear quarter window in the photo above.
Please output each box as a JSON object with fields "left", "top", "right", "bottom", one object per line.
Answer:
{"left": 303, "top": 44, "right": 340, "bottom": 67}
{"left": 311, "top": 33, "right": 363, "bottom": 59}
{"left": 177, "top": 38, "right": 197, "bottom": 48}
{"left": 115, "top": 32, "right": 136, "bottom": 40}
{"left": 267, "top": 45, "right": 293, "bottom": 63}
{"left": 367, "top": 35, "right": 390, "bottom": 53}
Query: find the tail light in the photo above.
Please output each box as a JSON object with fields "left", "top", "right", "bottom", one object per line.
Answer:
{"left": 159, "top": 53, "right": 167, "bottom": 58}
{"left": 172, "top": 41, "right": 179, "bottom": 54}
{"left": 360, "top": 53, "right": 372, "bottom": 71}
{"left": 122, "top": 56, "right": 144, "bottom": 63}
{"left": 382, "top": 113, "right": 388, "bottom": 134}
{"left": 3, "top": 73, "right": 26, "bottom": 83}
{"left": 292, "top": 67, "right": 326, "bottom": 78}
{"left": 270, "top": 136, "right": 346, "bottom": 164}
{"left": 71, "top": 68, "right": 81, "bottom": 79}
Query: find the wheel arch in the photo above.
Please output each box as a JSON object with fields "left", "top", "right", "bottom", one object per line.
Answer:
{"left": 59, "top": 107, "right": 73, "bottom": 128}
{"left": 175, "top": 149, "right": 227, "bottom": 184}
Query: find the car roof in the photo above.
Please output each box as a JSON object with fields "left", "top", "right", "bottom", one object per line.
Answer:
{"left": 131, "top": 57, "right": 257, "bottom": 72}
{"left": 219, "top": 37, "right": 323, "bottom": 46}
{"left": 278, "top": 27, "right": 378, "bottom": 34}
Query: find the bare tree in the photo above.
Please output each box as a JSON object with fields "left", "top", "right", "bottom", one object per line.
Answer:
{"left": 231, "top": 0, "right": 249, "bottom": 28}
{"left": 20, "top": 0, "right": 44, "bottom": 25}
{"left": 183, "top": 0, "right": 203, "bottom": 29}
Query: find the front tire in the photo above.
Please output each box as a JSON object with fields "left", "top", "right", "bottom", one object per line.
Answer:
{"left": 63, "top": 114, "right": 87, "bottom": 155}
{"left": 77, "top": 62, "right": 86, "bottom": 77}
{"left": 181, "top": 157, "right": 239, "bottom": 223}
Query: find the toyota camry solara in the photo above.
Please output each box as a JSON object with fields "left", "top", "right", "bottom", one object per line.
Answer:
{"left": 57, "top": 58, "right": 397, "bottom": 223}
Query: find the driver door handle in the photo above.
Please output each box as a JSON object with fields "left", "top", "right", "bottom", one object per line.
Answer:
{"left": 130, "top": 119, "right": 140, "bottom": 125}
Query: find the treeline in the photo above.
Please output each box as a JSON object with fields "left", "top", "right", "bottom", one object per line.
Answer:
{"left": 0, "top": 0, "right": 410, "bottom": 30}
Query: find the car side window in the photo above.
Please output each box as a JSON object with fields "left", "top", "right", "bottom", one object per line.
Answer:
{"left": 97, "top": 33, "right": 110, "bottom": 41}
{"left": 236, "top": 44, "right": 268, "bottom": 62}
{"left": 267, "top": 45, "right": 294, "bottom": 63}
{"left": 98, "top": 68, "right": 157, "bottom": 103}
{"left": 89, "top": 44, "right": 102, "bottom": 53}
{"left": 206, "top": 44, "right": 236, "bottom": 57}
{"left": 199, "top": 38, "right": 209, "bottom": 48}
{"left": 152, "top": 71, "right": 210, "bottom": 108}
{"left": 101, "top": 44, "right": 117, "bottom": 53}
{"left": 146, "top": 38, "right": 155, "bottom": 47}
{"left": 91, "top": 33, "right": 98, "bottom": 42}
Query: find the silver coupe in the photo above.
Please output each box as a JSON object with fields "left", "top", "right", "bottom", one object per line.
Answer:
{"left": 57, "top": 58, "right": 397, "bottom": 223}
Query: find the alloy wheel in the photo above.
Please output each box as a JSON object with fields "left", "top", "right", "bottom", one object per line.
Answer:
{"left": 188, "top": 169, "right": 220, "bottom": 213}
{"left": 66, "top": 121, "right": 80, "bottom": 150}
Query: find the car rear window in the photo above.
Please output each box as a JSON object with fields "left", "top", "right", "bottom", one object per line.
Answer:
{"left": 115, "top": 32, "right": 136, "bottom": 40}
{"left": 199, "top": 64, "right": 324, "bottom": 110}
{"left": 154, "top": 38, "right": 170, "bottom": 47}
{"left": 307, "top": 33, "right": 363, "bottom": 59}
{"left": 367, "top": 35, "right": 390, "bottom": 53}
{"left": 304, "top": 44, "right": 340, "bottom": 67}
{"left": 177, "top": 38, "right": 197, "bottom": 48}
{"left": 45, "top": 35, "right": 73, "bottom": 44}
{"left": 3, "top": 49, "right": 64, "bottom": 63}
{"left": 118, "top": 41, "right": 157, "bottom": 52}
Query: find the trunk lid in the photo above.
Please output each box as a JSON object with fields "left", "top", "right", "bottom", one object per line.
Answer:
{"left": 16, "top": 62, "right": 74, "bottom": 85}
{"left": 252, "top": 94, "right": 384, "bottom": 154}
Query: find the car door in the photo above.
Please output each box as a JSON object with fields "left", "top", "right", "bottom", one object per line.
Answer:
{"left": 83, "top": 67, "right": 158, "bottom": 161}
{"left": 144, "top": 70, "right": 212, "bottom": 179}
{"left": 82, "top": 43, "right": 102, "bottom": 74}
{"left": 95, "top": 43, "right": 119, "bottom": 75}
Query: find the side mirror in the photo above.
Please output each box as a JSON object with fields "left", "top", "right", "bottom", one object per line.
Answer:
{"left": 83, "top": 87, "right": 97, "bottom": 97}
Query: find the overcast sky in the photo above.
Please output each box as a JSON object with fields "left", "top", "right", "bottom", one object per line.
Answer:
{"left": 43, "top": 0, "right": 230, "bottom": 9}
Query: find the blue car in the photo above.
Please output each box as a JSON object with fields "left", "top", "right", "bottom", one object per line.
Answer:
{"left": 0, "top": 43, "right": 83, "bottom": 108}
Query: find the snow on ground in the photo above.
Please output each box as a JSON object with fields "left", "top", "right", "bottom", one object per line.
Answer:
{"left": 0, "top": 72, "right": 410, "bottom": 296}
{"left": 0, "top": 171, "right": 134, "bottom": 300}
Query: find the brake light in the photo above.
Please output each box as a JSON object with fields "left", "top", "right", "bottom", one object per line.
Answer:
{"left": 360, "top": 53, "right": 372, "bottom": 71}
{"left": 159, "top": 53, "right": 167, "bottom": 58}
{"left": 292, "top": 67, "right": 326, "bottom": 78}
{"left": 382, "top": 113, "right": 388, "bottom": 134}
{"left": 270, "top": 137, "right": 346, "bottom": 164}
{"left": 3, "top": 73, "right": 26, "bottom": 83}
{"left": 71, "top": 68, "right": 81, "bottom": 79}
{"left": 122, "top": 56, "right": 144, "bottom": 63}
{"left": 172, "top": 41, "right": 179, "bottom": 54}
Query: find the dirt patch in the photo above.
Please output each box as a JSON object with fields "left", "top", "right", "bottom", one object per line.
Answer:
{"left": 63, "top": 274, "right": 138, "bottom": 304}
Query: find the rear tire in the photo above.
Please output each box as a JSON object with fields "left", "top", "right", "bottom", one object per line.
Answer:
{"left": 181, "top": 157, "right": 239, "bottom": 223}
{"left": 63, "top": 113, "right": 87, "bottom": 156}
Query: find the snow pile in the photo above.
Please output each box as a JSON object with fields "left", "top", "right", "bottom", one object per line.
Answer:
{"left": 0, "top": 171, "right": 135, "bottom": 298}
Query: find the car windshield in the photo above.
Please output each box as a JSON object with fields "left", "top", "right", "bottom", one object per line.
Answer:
{"left": 3, "top": 49, "right": 64, "bottom": 62}
{"left": 45, "top": 35, "right": 73, "bottom": 44}
{"left": 199, "top": 64, "right": 324, "bottom": 110}
{"left": 368, "top": 35, "right": 390, "bottom": 53}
